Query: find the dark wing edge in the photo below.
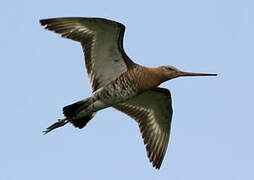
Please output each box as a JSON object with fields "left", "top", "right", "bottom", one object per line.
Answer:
{"left": 114, "top": 87, "right": 173, "bottom": 169}
{"left": 40, "top": 17, "right": 124, "bottom": 42}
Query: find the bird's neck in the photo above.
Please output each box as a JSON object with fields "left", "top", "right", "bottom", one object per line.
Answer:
{"left": 135, "top": 66, "right": 167, "bottom": 91}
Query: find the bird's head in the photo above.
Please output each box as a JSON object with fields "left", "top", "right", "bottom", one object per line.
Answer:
{"left": 159, "top": 65, "right": 217, "bottom": 80}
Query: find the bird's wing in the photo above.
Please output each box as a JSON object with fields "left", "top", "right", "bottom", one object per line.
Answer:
{"left": 40, "top": 17, "right": 134, "bottom": 91}
{"left": 113, "top": 87, "right": 173, "bottom": 169}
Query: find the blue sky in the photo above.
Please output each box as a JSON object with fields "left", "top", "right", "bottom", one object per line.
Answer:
{"left": 1, "top": 0, "right": 254, "bottom": 179}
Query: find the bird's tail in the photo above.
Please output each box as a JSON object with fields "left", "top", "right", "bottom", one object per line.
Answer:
{"left": 43, "top": 98, "right": 96, "bottom": 134}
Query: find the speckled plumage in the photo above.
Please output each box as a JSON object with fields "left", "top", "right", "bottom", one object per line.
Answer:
{"left": 94, "top": 65, "right": 140, "bottom": 104}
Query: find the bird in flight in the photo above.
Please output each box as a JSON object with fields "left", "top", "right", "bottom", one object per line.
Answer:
{"left": 40, "top": 17, "right": 217, "bottom": 169}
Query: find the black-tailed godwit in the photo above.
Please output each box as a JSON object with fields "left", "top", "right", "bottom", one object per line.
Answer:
{"left": 40, "top": 17, "right": 217, "bottom": 169}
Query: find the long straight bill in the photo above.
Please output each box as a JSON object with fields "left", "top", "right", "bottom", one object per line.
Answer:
{"left": 179, "top": 71, "right": 217, "bottom": 77}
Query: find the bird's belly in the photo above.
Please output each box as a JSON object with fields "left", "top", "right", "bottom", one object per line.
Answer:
{"left": 93, "top": 72, "right": 139, "bottom": 110}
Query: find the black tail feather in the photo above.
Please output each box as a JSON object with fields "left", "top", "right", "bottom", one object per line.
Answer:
{"left": 43, "top": 98, "right": 95, "bottom": 134}
{"left": 69, "top": 113, "right": 95, "bottom": 128}
{"left": 63, "top": 101, "right": 83, "bottom": 118}
{"left": 63, "top": 99, "right": 90, "bottom": 119}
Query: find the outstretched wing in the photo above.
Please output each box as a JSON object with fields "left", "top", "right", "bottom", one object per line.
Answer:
{"left": 114, "top": 87, "right": 173, "bottom": 169}
{"left": 40, "top": 17, "right": 134, "bottom": 91}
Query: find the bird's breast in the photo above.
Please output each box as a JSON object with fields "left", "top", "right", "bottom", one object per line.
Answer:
{"left": 134, "top": 66, "right": 166, "bottom": 91}
{"left": 93, "top": 66, "right": 165, "bottom": 107}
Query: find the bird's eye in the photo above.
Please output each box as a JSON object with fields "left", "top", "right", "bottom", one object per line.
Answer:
{"left": 167, "top": 67, "right": 173, "bottom": 71}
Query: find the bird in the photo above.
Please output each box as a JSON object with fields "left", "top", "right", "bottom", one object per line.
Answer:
{"left": 40, "top": 17, "right": 217, "bottom": 169}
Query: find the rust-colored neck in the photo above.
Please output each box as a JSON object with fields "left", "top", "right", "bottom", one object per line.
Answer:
{"left": 135, "top": 66, "right": 167, "bottom": 91}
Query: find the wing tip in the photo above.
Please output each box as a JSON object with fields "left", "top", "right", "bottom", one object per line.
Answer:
{"left": 144, "top": 130, "right": 169, "bottom": 170}
{"left": 39, "top": 17, "right": 72, "bottom": 27}
{"left": 39, "top": 18, "right": 52, "bottom": 26}
{"left": 149, "top": 151, "right": 163, "bottom": 170}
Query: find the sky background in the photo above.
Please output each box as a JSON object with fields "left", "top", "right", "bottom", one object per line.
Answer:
{"left": 1, "top": 0, "right": 254, "bottom": 179}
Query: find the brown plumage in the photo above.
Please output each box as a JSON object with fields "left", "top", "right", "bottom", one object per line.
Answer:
{"left": 40, "top": 17, "right": 217, "bottom": 169}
